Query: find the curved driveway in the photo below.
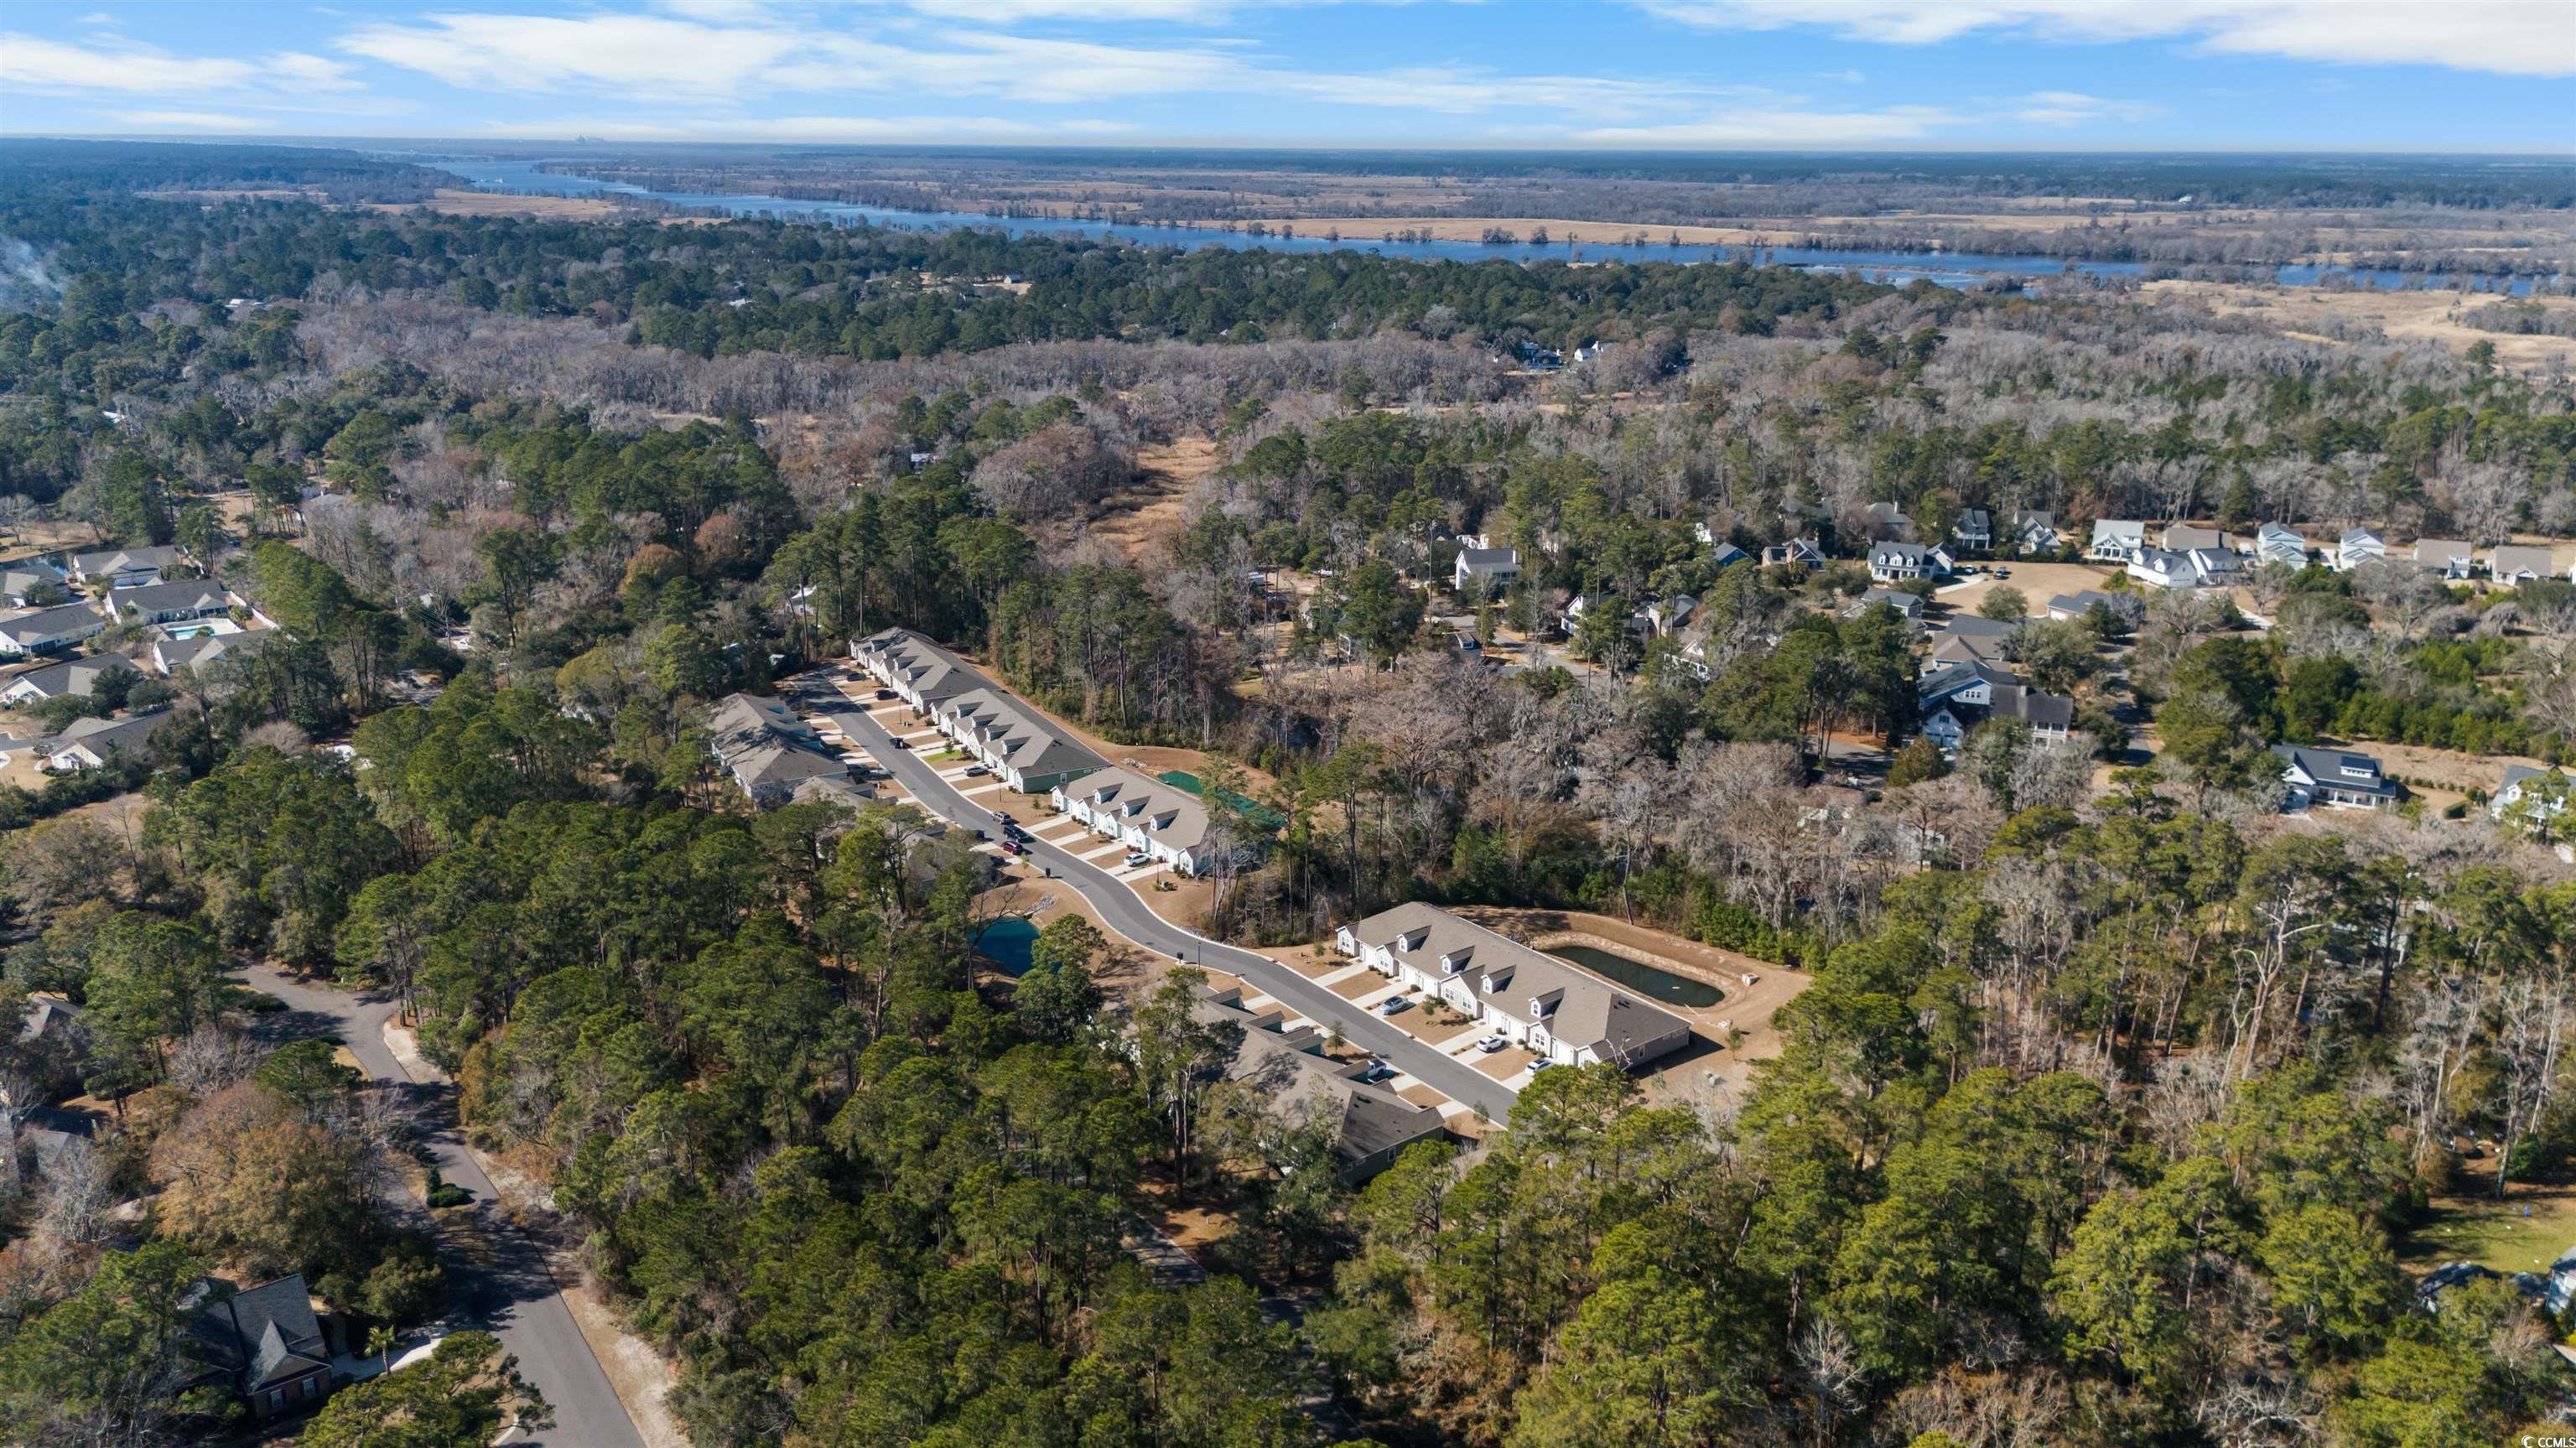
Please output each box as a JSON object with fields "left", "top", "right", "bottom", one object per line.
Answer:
{"left": 245, "top": 965, "right": 645, "bottom": 1448}
{"left": 798, "top": 677, "right": 1519, "bottom": 1121}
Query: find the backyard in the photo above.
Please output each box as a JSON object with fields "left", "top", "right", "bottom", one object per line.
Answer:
{"left": 2401, "top": 1182, "right": 2576, "bottom": 1277}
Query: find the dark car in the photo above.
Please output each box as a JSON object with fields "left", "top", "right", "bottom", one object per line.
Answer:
{"left": 891, "top": 737, "right": 909, "bottom": 750}
{"left": 874, "top": 688, "right": 896, "bottom": 700}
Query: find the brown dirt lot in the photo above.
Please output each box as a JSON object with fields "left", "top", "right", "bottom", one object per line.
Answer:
{"left": 1935, "top": 560, "right": 2124, "bottom": 620}
{"left": 374, "top": 189, "right": 639, "bottom": 221}
{"left": 2143, "top": 280, "right": 2576, "bottom": 369}
{"left": 1088, "top": 435, "right": 1219, "bottom": 564}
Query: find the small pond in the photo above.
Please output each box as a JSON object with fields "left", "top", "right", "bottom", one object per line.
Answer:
{"left": 1546, "top": 944, "right": 1723, "bottom": 1009}
{"left": 974, "top": 917, "right": 1040, "bottom": 978}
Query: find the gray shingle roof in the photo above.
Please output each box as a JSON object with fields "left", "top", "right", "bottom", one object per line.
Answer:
{"left": 1065, "top": 766, "right": 1209, "bottom": 852}
{"left": 1345, "top": 903, "right": 1690, "bottom": 1064}
{"left": 3, "top": 652, "right": 136, "bottom": 699}
{"left": 1192, "top": 985, "right": 1445, "bottom": 1170}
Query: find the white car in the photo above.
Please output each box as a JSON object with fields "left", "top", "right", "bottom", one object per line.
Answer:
{"left": 1122, "top": 851, "right": 1150, "bottom": 869}
{"left": 1376, "top": 995, "right": 1411, "bottom": 1015}
{"left": 1476, "top": 1035, "right": 1508, "bottom": 1053}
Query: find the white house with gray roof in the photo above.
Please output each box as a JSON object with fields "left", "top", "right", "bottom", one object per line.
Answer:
{"left": 0, "top": 652, "right": 138, "bottom": 707}
{"left": 2087, "top": 519, "right": 2148, "bottom": 563}
{"left": 2256, "top": 522, "right": 2309, "bottom": 568}
{"left": 2488, "top": 545, "right": 2561, "bottom": 589}
{"left": 0, "top": 601, "right": 110, "bottom": 659}
{"left": 2332, "top": 527, "right": 2386, "bottom": 571}
{"left": 1, "top": 560, "right": 67, "bottom": 607}
{"left": 1335, "top": 903, "right": 1692, "bottom": 1070}
{"left": 2274, "top": 744, "right": 2401, "bottom": 811}
{"left": 109, "top": 579, "right": 235, "bottom": 627}
{"left": 708, "top": 693, "right": 860, "bottom": 805}
{"left": 1867, "top": 540, "right": 1953, "bottom": 584}
{"left": 1192, "top": 983, "right": 1446, "bottom": 1181}
{"left": 1452, "top": 546, "right": 1521, "bottom": 594}
{"left": 1053, "top": 766, "right": 1215, "bottom": 875}
{"left": 65, "top": 543, "right": 187, "bottom": 589}
{"left": 852, "top": 626, "right": 984, "bottom": 714}
{"left": 2413, "top": 538, "right": 2476, "bottom": 579}
{"left": 932, "top": 686, "right": 1106, "bottom": 794}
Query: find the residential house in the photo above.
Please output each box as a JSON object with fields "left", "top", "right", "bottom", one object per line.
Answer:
{"left": 707, "top": 693, "right": 857, "bottom": 805}
{"left": 1639, "top": 594, "right": 1698, "bottom": 636}
{"left": 852, "top": 627, "right": 984, "bottom": 715}
{"left": 2046, "top": 589, "right": 2122, "bottom": 622}
{"left": 1336, "top": 903, "right": 1693, "bottom": 1070}
{"left": 184, "top": 1274, "right": 334, "bottom": 1421}
{"left": 2160, "top": 524, "right": 2236, "bottom": 554}
{"left": 2256, "top": 522, "right": 2310, "bottom": 568}
{"left": 2413, "top": 538, "right": 2476, "bottom": 579}
{"left": 2007, "top": 510, "right": 2059, "bottom": 554}
{"left": 1191, "top": 983, "right": 1446, "bottom": 1181}
{"left": 0, "top": 652, "right": 138, "bottom": 707}
{"left": 2128, "top": 547, "right": 2242, "bottom": 589}
{"left": 152, "top": 628, "right": 275, "bottom": 676}
{"left": 109, "top": 580, "right": 234, "bottom": 627}
{"left": 1866, "top": 541, "right": 1953, "bottom": 584}
{"left": 1845, "top": 587, "right": 1924, "bottom": 625}
{"left": 2274, "top": 744, "right": 2402, "bottom": 811}
{"left": 65, "top": 544, "right": 187, "bottom": 589}
{"left": 1917, "top": 682, "right": 2073, "bottom": 751}
{"left": 1452, "top": 546, "right": 1521, "bottom": 594}
{"left": 1053, "top": 766, "right": 1217, "bottom": 876}
{"left": 2492, "top": 764, "right": 2570, "bottom": 832}
{"left": 1918, "top": 659, "right": 2019, "bottom": 714}
{"left": 2488, "top": 545, "right": 2559, "bottom": 589}
{"left": 1925, "top": 630, "right": 2009, "bottom": 672}
{"left": 1, "top": 560, "right": 68, "bottom": 607}
{"left": 2333, "top": 527, "right": 2387, "bottom": 571}
{"left": 31, "top": 708, "right": 184, "bottom": 773}
{"left": 1933, "top": 613, "right": 2018, "bottom": 644}
{"left": 1706, "top": 541, "right": 1751, "bottom": 569}
{"left": 932, "top": 687, "right": 1107, "bottom": 794}
{"left": 0, "top": 602, "right": 110, "bottom": 659}
{"left": 1951, "top": 507, "right": 1992, "bottom": 551}
{"left": 2087, "top": 519, "right": 2148, "bottom": 563}
{"left": 1864, "top": 501, "right": 1913, "bottom": 538}
{"left": 1761, "top": 537, "right": 1826, "bottom": 568}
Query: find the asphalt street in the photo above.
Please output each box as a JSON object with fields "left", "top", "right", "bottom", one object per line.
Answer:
{"left": 244, "top": 965, "right": 645, "bottom": 1448}
{"left": 800, "top": 677, "right": 1521, "bottom": 1121}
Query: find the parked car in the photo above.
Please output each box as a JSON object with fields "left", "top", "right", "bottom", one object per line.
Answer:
{"left": 963, "top": 765, "right": 988, "bottom": 777}
{"left": 1122, "top": 851, "right": 1150, "bottom": 868}
{"left": 891, "top": 737, "right": 909, "bottom": 750}
{"left": 1476, "top": 1035, "right": 1508, "bottom": 1053}
{"left": 1994, "top": 568, "right": 2012, "bottom": 579}
{"left": 874, "top": 688, "right": 896, "bottom": 700}
{"left": 1377, "top": 995, "right": 1411, "bottom": 1015}
{"left": 1526, "top": 1059, "right": 1554, "bottom": 1073}
{"left": 1001, "top": 841, "right": 1022, "bottom": 855}
{"left": 1360, "top": 1060, "right": 1397, "bottom": 1082}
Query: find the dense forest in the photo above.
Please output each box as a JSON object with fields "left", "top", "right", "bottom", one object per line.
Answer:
{"left": 1, "top": 142, "right": 2573, "bottom": 1448}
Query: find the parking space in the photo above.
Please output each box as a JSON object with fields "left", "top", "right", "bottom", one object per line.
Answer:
{"left": 1475, "top": 1045, "right": 1540, "bottom": 1080}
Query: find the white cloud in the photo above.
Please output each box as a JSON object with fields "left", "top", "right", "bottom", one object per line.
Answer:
{"left": 109, "top": 110, "right": 263, "bottom": 130}
{"left": 895, "top": 0, "right": 1232, "bottom": 20}
{"left": 1, "top": 34, "right": 363, "bottom": 95}
{"left": 3, "top": 34, "right": 262, "bottom": 91}
{"left": 1576, "top": 103, "right": 1958, "bottom": 146}
{"left": 2007, "top": 89, "right": 2162, "bottom": 124}
{"left": 1633, "top": 1, "right": 2576, "bottom": 78}
{"left": 338, "top": 13, "right": 804, "bottom": 96}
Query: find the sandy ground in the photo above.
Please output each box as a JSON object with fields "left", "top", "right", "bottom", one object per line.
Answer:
{"left": 1934, "top": 560, "right": 2123, "bottom": 619}
{"left": 370, "top": 189, "right": 636, "bottom": 221}
{"left": 2143, "top": 280, "right": 2576, "bottom": 369}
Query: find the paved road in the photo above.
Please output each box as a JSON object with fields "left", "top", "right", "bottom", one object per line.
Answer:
{"left": 798, "top": 677, "right": 1519, "bottom": 1121}
{"left": 244, "top": 966, "right": 645, "bottom": 1448}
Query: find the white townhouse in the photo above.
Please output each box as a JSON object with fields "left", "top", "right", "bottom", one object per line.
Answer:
{"left": 1335, "top": 902, "right": 1692, "bottom": 1071}
{"left": 1052, "top": 766, "right": 1217, "bottom": 875}
{"left": 852, "top": 626, "right": 984, "bottom": 715}
{"left": 1866, "top": 540, "right": 1953, "bottom": 584}
{"left": 932, "top": 686, "right": 1106, "bottom": 795}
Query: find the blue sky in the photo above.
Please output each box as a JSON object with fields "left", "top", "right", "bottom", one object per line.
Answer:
{"left": 1, "top": 1, "right": 2568, "bottom": 151}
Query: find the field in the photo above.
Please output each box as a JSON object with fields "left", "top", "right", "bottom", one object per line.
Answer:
{"left": 1934, "top": 560, "right": 2122, "bottom": 618}
{"left": 1087, "top": 435, "right": 1218, "bottom": 563}
{"left": 2401, "top": 1182, "right": 2576, "bottom": 1277}
{"left": 371, "top": 189, "right": 648, "bottom": 221}
{"left": 2143, "top": 280, "right": 2576, "bottom": 369}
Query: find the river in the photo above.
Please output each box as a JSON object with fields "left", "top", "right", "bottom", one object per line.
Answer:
{"left": 403, "top": 155, "right": 2544, "bottom": 295}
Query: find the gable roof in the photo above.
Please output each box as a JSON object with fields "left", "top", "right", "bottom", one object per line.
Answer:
{"left": 3, "top": 652, "right": 137, "bottom": 698}
{"left": 2048, "top": 589, "right": 2121, "bottom": 616}
{"left": 2090, "top": 519, "right": 2146, "bottom": 543}
{"left": 2490, "top": 545, "right": 2557, "bottom": 577}
{"left": 153, "top": 629, "right": 277, "bottom": 675}
{"left": 0, "top": 602, "right": 108, "bottom": 646}
{"left": 1067, "top": 766, "right": 1210, "bottom": 852}
{"left": 67, "top": 544, "right": 184, "bottom": 577}
{"left": 1345, "top": 902, "right": 1690, "bottom": 1063}
{"left": 708, "top": 692, "right": 850, "bottom": 797}
{"left": 36, "top": 707, "right": 180, "bottom": 764}
{"left": 937, "top": 686, "right": 1107, "bottom": 781}
{"left": 854, "top": 627, "right": 982, "bottom": 710}
{"left": 188, "top": 1274, "right": 328, "bottom": 1389}
{"left": 1, "top": 561, "right": 66, "bottom": 596}
{"left": 1192, "top": 984, "right": 1444, "bottom": 1169}
{"left": 1455, "top": 546, "right": 1520, "bottom": 573}
{"left": 2274, "top": 743, "right": 2399, "bottom": 799}
{"left": 1935, "top": 613, "right": 2018, "bottom": 641}
{"left": 2413, "top": 537, "right": 2474, "bottom": 565}
{"left": 111, "top": 580, "right": 230, "bottom": 617}
{"left": 2162, "top": 524, "right": 2226, "bottom": 552}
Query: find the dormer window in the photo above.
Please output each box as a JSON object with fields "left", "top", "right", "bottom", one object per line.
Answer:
{"left": 1440, "top": 947, "right": 1472, "bottom": 974}
{"left": 1397, "top": 928, "right": 1428, "bottom": 952}
{"left": 1529, "top": 989, "right": 1564, "bottom": 1018}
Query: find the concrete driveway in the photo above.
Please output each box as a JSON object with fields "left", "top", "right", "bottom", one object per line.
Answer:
{"left": 796, "top": 673, "right": 1520, "bottom": 1122}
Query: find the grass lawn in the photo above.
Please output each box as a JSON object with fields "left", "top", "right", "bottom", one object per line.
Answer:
{"left": 2399, "top": 1182, "right": 2576, "bottom": 1276}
